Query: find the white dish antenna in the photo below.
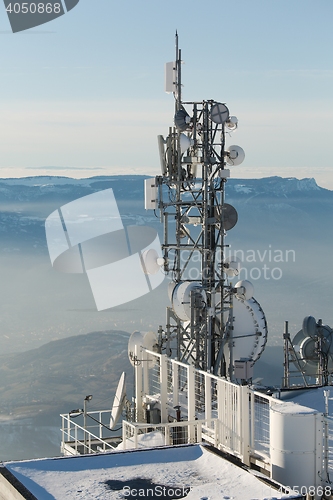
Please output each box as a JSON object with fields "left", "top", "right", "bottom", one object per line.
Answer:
{"left": 223, "top": 256, "right": 241, "bottom": 277}
{"left": 225, "top": 296, "right": 268, "bottom": 364}
{"left": 234, "top": 280, "right": 254, "bottom": 300}
{"left": 128, "top": 330, "right": 158, "bottom": 368}
{"left": 302, "top": 315, "right": 317, "bottom": 338}
{"left": 226, "top": 116, "right": 238, "bottom": 131}
{"left": 141, "top": 248, "right": 164, "bottom": 275}
{"left": 172, "top": 281, "right": 206, "bottom": 322}
{"left": 291, "top": 316, "right": 333, "bottom": 376}
{"left": 225, "top": 145, "right": 245, "bottom": 166}
{"left": 110, "top": 372, "right": 126, "bottom": 430}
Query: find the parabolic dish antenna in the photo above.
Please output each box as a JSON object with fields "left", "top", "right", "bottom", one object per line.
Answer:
{"left": 234, "top": 280, "right": 254, "bottom": 301}
{"left": 215, "top": 203, "right": 238, "bottom": 231}
{"left": 172, "top": 281, "right": 206, "bottom": 322}
{"left": 225, "top": 296, "right": 268, "bottom": 364}
{"left": 223, "top": 256, "right": 241, "bottom": 277}
{"left": 291, "top": 316, "right": 333, "bottom": 376}
{"left": 210, "top": 103, "right": 229, "bottom": 124}
{"left": 128, "top": 330, "right": 158, "bottom": 368}
{"left": 141, "top": 248, "right": 164, "bottom": 275}
{"left": 302, "top": 315, "right": 317, "bottom": 338}
{"left": 110, "top": 372, "right": 126, "bottom": 430}
{"left": 225, "top": 145, "right": 245, "bottom": 166}
{"left": 174, "top": 106, "right": 191, "bottom": 131}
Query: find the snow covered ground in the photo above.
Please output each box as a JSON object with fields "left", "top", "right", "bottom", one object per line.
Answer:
{"left": 4, "top": 444, "right": 298, "bottom": 500}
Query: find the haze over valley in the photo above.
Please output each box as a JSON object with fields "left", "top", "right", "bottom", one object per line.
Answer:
{"left": 0, "top": 174, "right": 332, "bottom": 460}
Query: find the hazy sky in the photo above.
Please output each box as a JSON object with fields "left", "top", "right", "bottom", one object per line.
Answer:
{"left": 1, "top": 0, "right": 333, "bottom": 188}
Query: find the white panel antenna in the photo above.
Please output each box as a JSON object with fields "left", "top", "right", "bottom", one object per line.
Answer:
{"left": 165, "top": 61, "right": 176, "bottom": 93}
{"left": 144, "top": 178, "right": 158, "bottom": 210}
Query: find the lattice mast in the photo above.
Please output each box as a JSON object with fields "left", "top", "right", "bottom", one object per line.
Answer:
{"left": 155, "top": 34, "right": 242, "bottom": 377}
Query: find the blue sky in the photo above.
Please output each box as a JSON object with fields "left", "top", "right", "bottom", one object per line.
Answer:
{"left": 1, "top": 0, "right": 333, "bottom": 187}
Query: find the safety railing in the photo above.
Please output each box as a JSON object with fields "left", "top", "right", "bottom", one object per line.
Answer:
{"left": 122, "top": 418, "right": 220, "bottom": 450}
{"left": 60, "top": 410, "right": 120, "bottom": 455}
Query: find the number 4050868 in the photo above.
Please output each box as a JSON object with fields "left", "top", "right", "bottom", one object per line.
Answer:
{"left": 6, "top": 3, "right": 62, "bottom": 14}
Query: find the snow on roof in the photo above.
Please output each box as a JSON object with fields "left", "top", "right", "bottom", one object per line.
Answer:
{"left": 4, "top": 444, "right": 297, "bottom": 500}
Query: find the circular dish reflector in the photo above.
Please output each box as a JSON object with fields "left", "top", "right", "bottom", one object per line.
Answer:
{"left": 217, "top": 203, "right": 238, "bottom": 230}
{"left": 234, "top": 280, "right": 254, "bottom": 300}
{"left": 225, "top": 296, "right": 268, "bottom": 363}
{"left": 210, "top": 103, "right": 229, "bottom": 124}
{"left": 172, "top": 281, "right": 206, "bottom": 322}
{"left": 128, "top": 330, "right": 158, "bottom": 367}
{"left": 226, "top": 145, "right": 245, "bottom": 166}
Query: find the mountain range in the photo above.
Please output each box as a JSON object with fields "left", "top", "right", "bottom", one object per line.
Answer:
{"left": 0, "top": 174, "right": 332, "bottom": 459}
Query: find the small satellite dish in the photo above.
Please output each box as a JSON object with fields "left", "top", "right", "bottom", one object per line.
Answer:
{"left": 174, "top": 107, "right": 191, "bottom": 131}
{"left": 128, "top": 330, "right": 158, "bottom": 367}
{"left": 210, "top": 103, "right": 229, "bottom": 124}
{"left": 226, "top": 116, "right": 238, "bottom": 131}
{"left": 225, "top": 145, "right": 245, "bottom": 166}
{"left": 141, "top": 248, "right": 163, "bottom": 275}
{"left": 234, "top": 280, "right": 254, "bottom": 300}
{"left": 172, "top": 281, "right": 206, "bottom": 321}
{"left": 216, "top": 203, "right": 238, "bottom": 230}
{"left": 302, "top": 316, "right": 317, "bottom": 338}
{"left": 110, "top": 372, "right": 126, "bottom": 429}
{"left": 223, "top": 256, "right": 241, "bottom": 277}
{"left": 179, "top": 133, "right": 194, "bottom": 154}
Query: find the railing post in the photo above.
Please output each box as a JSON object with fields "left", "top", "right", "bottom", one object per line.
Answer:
{"left": 187, "top": 365, "right": 196, "bottom": 442}
{"left": 205, "top": 373, "right": 212, "bottom": 427}
{"left": 122, "top": 423, "right": 127, "bottom": 450}
{"left": 160, "top": 354, "right": 168, "bottom": 423}
{"left": 315, "top": 413, "right": 324, "bottom": 497}
{"left": 135, "top": 345, "right": 144, "bottom": 422}
{"left": 173, "top": 362, "right": 179, "bottom": 407}
{"left": 240, "top": 385, "right": 250, "bottom": 466}
{"left": 250, "top": 392, "right": 255, "bottom": 453}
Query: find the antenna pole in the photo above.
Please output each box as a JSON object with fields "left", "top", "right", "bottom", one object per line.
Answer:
{"left": 156, "top": 36, "right": 255, "bottom": 378}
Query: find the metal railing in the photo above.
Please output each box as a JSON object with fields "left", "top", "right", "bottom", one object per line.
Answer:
{"left": 60, "top": 410, "right": 119, "bottom": 455}
{"left": 122, "top": 418, "right": 220, "bottom": 449}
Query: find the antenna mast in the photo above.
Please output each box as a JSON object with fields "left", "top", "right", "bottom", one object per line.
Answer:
{"left": 151, "top": 35, "right": 263, "bottom": 379}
